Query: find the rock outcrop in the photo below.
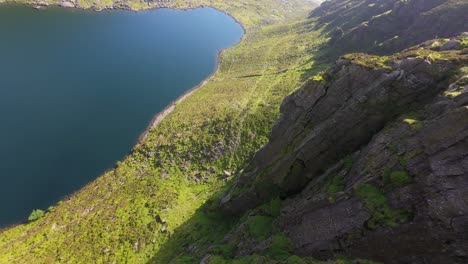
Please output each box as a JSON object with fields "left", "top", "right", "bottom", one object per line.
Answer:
{"left": 220, "top": 35, "right": 468, "bottom": 263}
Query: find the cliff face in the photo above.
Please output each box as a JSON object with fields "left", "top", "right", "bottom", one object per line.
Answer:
{"left": 311, "top": 0, "right": 468, "bottom": 55}
{"left": 220, "top": 36, "right": 468, "bottom": 263}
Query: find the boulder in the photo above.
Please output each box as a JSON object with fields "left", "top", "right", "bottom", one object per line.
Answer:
{"left": 441, "top": 39, "right": 461, "bottom": 51}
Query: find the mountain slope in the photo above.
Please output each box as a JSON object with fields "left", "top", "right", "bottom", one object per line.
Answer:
{"left": 0, "top": 1, "right": 324, "bottom": 263}
{"left": 0, "top": 0, "right": 467, "bottom": 263}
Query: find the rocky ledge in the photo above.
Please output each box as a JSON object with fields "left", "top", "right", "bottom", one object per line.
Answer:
{"left": 220, "top": 35, "right": 468, "bottom": 263}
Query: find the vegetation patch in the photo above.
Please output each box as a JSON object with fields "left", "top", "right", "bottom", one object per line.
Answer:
{"left": 311, "top": 71, "right": 331, "bottom": 83}
{"left": 327, "top": 175, "right": 345, "bottom": 195}
{"left": 460, "top": 38, "right": 468, "bottom": 48}
{"left": 402, "top": 112, "right": 423, "bottom": 130}
{"left": 343, "top": 53, "right": 392, "bottom": 70}
{"left": 390, "top": 171, "right": 411, "bottom": 186}
{"left": 257, "top": 197, "right": 282, "bottom": 218}
{"left": 27, "top": 209, "right": 45, "bottom": 222}
{"left": 266, "top": 233, "right": 293, "bottom": 260}
{"left": 326, "top": 175, "right": 345, "bottom": 203}
{"left": 210, "top": 243, "right": 236, "bottom": 259}
{"left": 355, "top": 184, "right": 413, "bottom": 229}
{"left": 247, "top": 215, "right": 275, "bottom": 240}
{"left": 444, "top": 90, "right": 463, "bottom": 98}
{"left": 444, "top": 77, "right": 466, "bottom": 98}
{"left": 411, "top": 49, "right": 461, "bottom": 62}
{"left": 457, "top": 76, "right": 468, "bottom": 86}
{"left": 383, "top": 169, "right": 411, "bottom": 187}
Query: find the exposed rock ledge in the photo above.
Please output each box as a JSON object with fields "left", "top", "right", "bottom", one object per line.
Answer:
{"left": 220, "top": 35, "right": 468, "bottom": 263}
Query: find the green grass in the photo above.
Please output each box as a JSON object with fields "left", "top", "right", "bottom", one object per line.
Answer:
{"left": 401, "top": 112, "right": 423, "bottom": 130}
{"left": 389, "top": 171, "right": 411, "bottom": 187}
{"left": 266, "top": 233, "right": 293, "bottom": 260}
{"left": 342, "top": 53, "right": 391, "bottom": 70}
{"left": 248, "top": 216, "right": 275, "bottom": 240}
{"left": 355, "top": 184, "right": 413, "bottom": 230}
{"left": 0, "top": 1, "right": 328, "bottom": 263}
{"left": 210, "top": 243, "right": 236, "bottom": 259}
{"left": 326, "top": 175, "right": 345, "bottom": 203}
{"left": 27, "top": 209, "right": 45, "bottom": 222}
{"left": 460, "top": 37, "right": 468, "bottom": 48}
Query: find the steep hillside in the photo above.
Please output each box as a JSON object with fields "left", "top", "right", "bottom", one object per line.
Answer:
{"left": 0, "top": 0, "right": 325, "bottom": 263}
{"left": 311, "top": 0, "right": 468, "bottom": 55}
{"left": 220, "top": 35, "right": 468, "bottom": 263}
{"left": 0, "top": 0, "right": 467, "bottom": 263}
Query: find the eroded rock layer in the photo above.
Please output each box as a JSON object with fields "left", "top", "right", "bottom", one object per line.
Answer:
{"left": 221, "top": 35, "right": 468, "bottom": 263}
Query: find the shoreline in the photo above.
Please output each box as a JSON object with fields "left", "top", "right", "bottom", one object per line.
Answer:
{"left": 131, "top": 7, "right": 245, "bottom": 144}
{"left": 137, "top": 45, "right": 227, "bottom": 144}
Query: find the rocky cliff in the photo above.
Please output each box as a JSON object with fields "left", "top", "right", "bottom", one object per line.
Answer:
{"left": 220, "top": 35, "right": 468, "bottom": 263}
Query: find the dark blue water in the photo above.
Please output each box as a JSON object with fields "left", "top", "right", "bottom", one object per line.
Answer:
{"left": 0, "top": 5, "right": 243, "bottom": 227}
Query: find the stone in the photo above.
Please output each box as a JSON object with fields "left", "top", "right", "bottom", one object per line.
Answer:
{"left": 441, "top": 39, "right": 461, "bottom": 51}
{"left": 59, "top": 1, "right": 75, "bottom": 8}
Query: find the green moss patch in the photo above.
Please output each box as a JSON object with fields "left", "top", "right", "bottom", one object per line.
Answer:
{"left": 266, "top": 233, "right": 293, "bottom": 260}
{"left": 343, "top": 53, "right": 392, "bottom": 70}
{"left": 389, "top": 171, "right": 411, "bottom": 186}
{"left": 27, "top": 209, "right": 45, "bottom": 222}
{"left": 326, "top": 175, "right": 345, "bottom": 203}
{"left": 355, "top": 184, "right": 413, "bottom": 229}
{"left": 311, "top": 71, "right": 332, "bottom": 83}
{"left": 247, "top": 215, "right": 275, "bottom": 240}
{"left": 460, "top": 38, "right": 468, "bottom": 48}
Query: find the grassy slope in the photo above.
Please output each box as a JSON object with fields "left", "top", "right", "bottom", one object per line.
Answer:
{"left": 0, "top": 0, "right": 330, "bottom": 263}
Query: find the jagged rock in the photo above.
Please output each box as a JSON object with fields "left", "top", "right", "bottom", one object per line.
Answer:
{"left": 220, "top": 37, "right": 467, "bottom": 216}
{"left": 280, "top": 198, "right": 370, "bottom": 256}
{"left": 279, "top": 86, "right": 468, "bottom": 263}
{"left": 220, "top": 35, "right": 467, "bottom": 263}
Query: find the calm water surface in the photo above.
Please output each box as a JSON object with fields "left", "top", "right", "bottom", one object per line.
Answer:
{"left": 0, "top": 5, "right": 243, "bottom": 226}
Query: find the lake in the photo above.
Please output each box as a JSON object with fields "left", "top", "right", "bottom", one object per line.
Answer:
{"left": 0, "top": 5, "right": 243, "bottom": 227}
